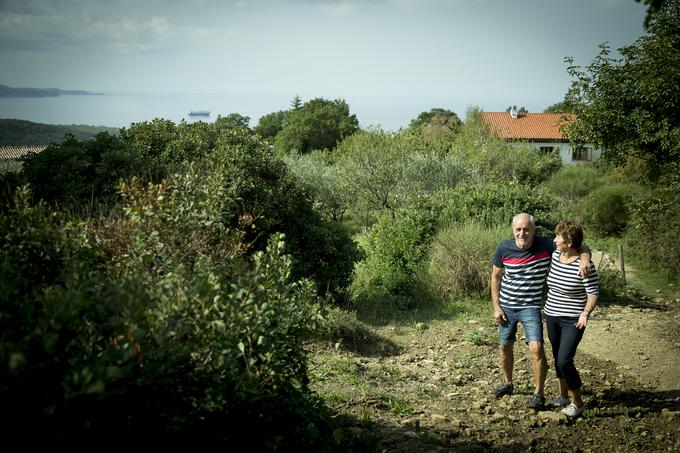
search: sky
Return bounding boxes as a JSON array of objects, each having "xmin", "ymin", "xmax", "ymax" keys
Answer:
[{"xmin": 0, "ymin": 0, "xmax": 648, "ymax": 114}]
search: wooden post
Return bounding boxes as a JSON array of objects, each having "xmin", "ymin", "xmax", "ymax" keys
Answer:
[{"xmin": 618, "ymin": 244, "xmax": 626, "ymax": 285}]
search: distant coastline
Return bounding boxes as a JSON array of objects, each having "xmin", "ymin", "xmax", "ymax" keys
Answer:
[{"xmin": 0, "ymin": 83, "xmax": 104, "ymax": 97}]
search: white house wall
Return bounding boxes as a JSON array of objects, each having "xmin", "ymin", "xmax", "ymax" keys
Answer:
[{"xmin": 509, "ymin": 141, "xmax": 602, "ymax": 165}]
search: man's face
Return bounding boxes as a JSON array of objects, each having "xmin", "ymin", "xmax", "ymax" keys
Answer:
[{"xmin": 513, "ymin": 216, "xmax": 535, "ymax": 250}]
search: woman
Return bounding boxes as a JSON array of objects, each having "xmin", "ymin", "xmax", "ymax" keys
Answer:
[{"xmin": 544, "ymin": 221, "xmax": 599, "ymax": 417}]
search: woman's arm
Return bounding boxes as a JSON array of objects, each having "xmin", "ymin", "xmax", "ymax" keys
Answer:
[{"xmin": 575, "ymin": 294, "xmax": 598, "ymax": 329}]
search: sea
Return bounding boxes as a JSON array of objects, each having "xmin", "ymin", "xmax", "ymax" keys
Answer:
[{"xmin": 0, "ymin": 91, "xmax": 462, "ymax": 131}]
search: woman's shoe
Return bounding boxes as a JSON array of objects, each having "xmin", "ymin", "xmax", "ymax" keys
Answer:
[{"xmin": 561, "ymin": 403, "xmax": 585, "ymax": 417}]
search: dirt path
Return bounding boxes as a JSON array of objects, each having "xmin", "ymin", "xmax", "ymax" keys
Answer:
[{"xmin": 311, "ymin": 288, "xmax": 680, "ymax": 451}]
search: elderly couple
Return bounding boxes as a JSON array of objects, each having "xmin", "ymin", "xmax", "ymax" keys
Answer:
[{"xmin": 491, "ymin": 213, "xmax": 599, "ymax": 418}]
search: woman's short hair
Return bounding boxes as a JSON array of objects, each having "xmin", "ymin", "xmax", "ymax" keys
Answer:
[{"xmin": 555, "ymin": 221, "xmax": 584, "ymax": 250}]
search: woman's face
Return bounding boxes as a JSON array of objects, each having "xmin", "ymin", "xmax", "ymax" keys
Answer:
[{"xmin": 554, "ymin": 234, "xmax": 572, "ymax": 252}]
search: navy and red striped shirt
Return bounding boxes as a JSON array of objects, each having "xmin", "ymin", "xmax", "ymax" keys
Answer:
[{"xmin": 492, "ymin": 236, "xmax": 555, "ymax": 308}]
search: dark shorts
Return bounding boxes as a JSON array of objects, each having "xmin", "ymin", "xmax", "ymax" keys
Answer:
[{"xmin": 498, "ymin": 305, "xmax": 543, "ymax": 345}]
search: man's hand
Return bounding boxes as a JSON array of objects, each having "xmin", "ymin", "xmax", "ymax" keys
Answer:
[
  {"xmin": 494, "ymin": 306, "xmax": 507, "ymax": 325},
  {"xmin": 578, "ymin": 244, "xmax": 593, "ymax": 277}
]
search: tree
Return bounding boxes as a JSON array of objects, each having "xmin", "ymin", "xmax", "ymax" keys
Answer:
[
  {"xmin": 409, "ymin": 108, "xmax": 462, "ymax": 132},
  {"xmin": 274, "ymin": 98, "xmax": 359, "ymax": 154},
  {"xmin": 215, "ymin": 113, "xmax": 250, "ymax": 130},
  {"xmin": 505, "ymin": 105, "xmax": 528, "ymax": 114},
  {"xmin": 291, "ymin": 94, "xmax": 302, "ymax": 110},
  {"xmin": 254, "ymin": 110, "xmax": 288, "ymax": 141},
  {"xmin": 564, "ymin": 0, "xmax": 680, "ymax": 175},
  {"xmin": 636, "ymin": 0, "xmax": 669, "ymax": 28},
  {"xmin": 543, "ymin": 101, "xmax": 576, "ymax": 114}
]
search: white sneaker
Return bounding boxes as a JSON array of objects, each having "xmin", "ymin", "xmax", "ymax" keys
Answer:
[{"xmin": 561, "ymin": 403, "xmax": 585, "ymax": 417}]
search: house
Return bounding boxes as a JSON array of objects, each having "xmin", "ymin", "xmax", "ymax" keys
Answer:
[{"xmin": 479, "ymin": 108, "xmax": 601, "ymax": 164}]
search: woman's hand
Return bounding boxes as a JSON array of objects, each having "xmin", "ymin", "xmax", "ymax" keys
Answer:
[{"xmin": 575, "ymin": 311, "xmax": 589, "ymax": 329}]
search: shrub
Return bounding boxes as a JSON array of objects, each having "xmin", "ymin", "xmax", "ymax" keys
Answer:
[
  {"xmin": 626, "ymin": 169, "xmax": 680, "ymax": 279},
  {"xmin": 578, "ymin": 183, "xmax": 640, "ymax": 236},
  {"xmin": 435, "ymin": 181, "xmax": 562, "ymax": 235},
  {"xmin": 350, "ymin": 207, "xmax": 438, "ymax": 309},
  {"xmin": 427, "ymin": 222, "xmax": 508, "ymax": 300},
  {"xmin": 450, "ymin": 108, "xmax": 562, "ymax": 186},
  {"xmin": 0, "ymin": 182, "xmax": 325, "ymax": 446},
  {"xmin": 543, "ymin": 163, "xmax": 608, "ymax": 202},
  {"xmin": 205, "ymin": 129, "xmax": 362, "ymax": 300}
]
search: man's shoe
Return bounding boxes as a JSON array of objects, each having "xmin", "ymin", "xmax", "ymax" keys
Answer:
[
  {"xmin": 548, "ymin": 395, "xmax": 570, "ymax": 408},
  {"xmin": 492, "ymin": 383, "xmax": 514, "ymax": 398},
  {"xmin": 527, "ymin": 394, "xmax": 545, "ymax": 409},
  {"xmin": 561, "ymin": 403, "xmax": 585, "ymax": 418}
]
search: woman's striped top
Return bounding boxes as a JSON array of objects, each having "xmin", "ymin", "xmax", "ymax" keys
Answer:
[{"xmin": 544, "ymin": 249, "xmax": 599, "ymax": 318}]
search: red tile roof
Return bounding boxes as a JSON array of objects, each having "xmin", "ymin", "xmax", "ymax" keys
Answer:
[{"xmin": 480, "ymin": 112, "xmax": 575, "ymax": 141}]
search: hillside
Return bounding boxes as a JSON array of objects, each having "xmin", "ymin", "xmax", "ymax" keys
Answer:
[
  {"xmin": 0, "ymin": 83, "xmax": 100, "ymax": 97},
  {"xmin": 311, "ymin": 275, "xmax": 680, "ymax": 451},
  {"xmin": 0, "ymin": 118, "xmax": 119, "ymax": 146}
]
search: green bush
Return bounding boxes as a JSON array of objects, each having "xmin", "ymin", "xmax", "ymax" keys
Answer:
[
  {"xmin": 427, "ymin": 222, "xmax": 508, "ymax": 299},
  {"xmin": 543, "ymin": 163, "xmax": 609, "ymax": 202},
  {"xmin": 449, "ymin": 108, "xmax": 562, "ymax": 186},
  {"xmin": 578, "ymin": 183, "xmax": 640, "ymax": 236},
  {"xmin": 0, "ymin": 182, "xmax": 325, "ymax": 446},
  {"xmin": 626, "ymin": 170, "xmax": 680, "ymax": 279},
  {"xmin": 205, "ymin": 130, "xmax": 362, "ymax": 300},
  {"xmin": 350, "ymin": 207, "xmax": 438, "ymax": 309},
  {"xmin": 435, "ymin": 181, "xmax": 562, "ymax": 234}
]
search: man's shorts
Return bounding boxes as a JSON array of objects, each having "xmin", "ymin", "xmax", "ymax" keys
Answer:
[{"xmin": 498, "ymin": 305, "xmax": 543, "ymax": 345}]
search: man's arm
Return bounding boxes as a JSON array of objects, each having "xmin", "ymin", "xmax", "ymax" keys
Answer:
[
  {"xmin": 578, "ymin": 244, "xmax": 592, "ymax": 277},
  {"xmin": 491, "ymin": 265, "xmax": 506, "ymax": 324}
]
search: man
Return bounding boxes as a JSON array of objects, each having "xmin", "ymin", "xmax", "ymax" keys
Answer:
[{"xmin": 490, "ymin": 213, "xmax": 591, "ymax": 409}]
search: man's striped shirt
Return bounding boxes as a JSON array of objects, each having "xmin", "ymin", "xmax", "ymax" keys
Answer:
[
  {"xmin": 492, "ymin": 236, "xmax": 554, "ymax": 308},
  {"xmin": 544, "ymin": 250, "xmax": 599, "ymax": 318}
]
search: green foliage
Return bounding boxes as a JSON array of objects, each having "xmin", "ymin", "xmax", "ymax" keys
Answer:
[
  {"xmin": 283, "ymin": 150, "xmax": 348, "ymax": 221},
  {"xmin": 19, "ymin": 133, "xmax": 136, "ymax": 207},
  {"xmin": 409, "ymin": 108, "xmax": 462, "ymax": 131},
  {"xmin": 254, "ymin": 109, "xmax": 288, "ymax": 141},
  {"xmin": 436, "ymin": 181, "xmax": 562, "ymax": 234},
  {"xmin": 0, "ymin": 118, "xmax": 119, "ymax": 146},
  {"xmin": 335, "ymin": 128, "xmax": 413, "ymax": 218},
  {"xmin": 161, "ymin": 120, "xmax": 218, "ymax": 165},
  {"xmin": 201, "ymin": 129, "xmax": 362, "ymax": 300},
  {"xmin": 214, "ymin": 112, "xmax": 250, "ymax": 129},
  {"xmin": 427, "ymin": 222, "xmax": 509, "ymax": 300},
  {"xmin": 564, "ymin": 1, "xmax": 680, "ymax": 175},
  {"xmin": 578, "ymin": 183, "xmax": 640, "ymax": 236},
  {"xmin": 275, "ymin": 98, "xmax": 359, "ymax": 154},
  {"xmin": 543, "ymin": 164, "xmax": 609, "ymax": 203},
  {"xmin": 0, "ymin": 180, "xmax": 327, "ymax": 446},
  {"xmin": 543, "ymin": 100, "xmax": 577, "ymax": 114},
  {"xmin": 119, "ymin": 118, "xmax": 177, "ymax": 161},
  {"xmin": 626, "ymin": 168, "xmax": 680, "ymax": 278},
  {"xmin": 408, "ymin": 108, "xmax": 462, "ymax": 150},
  {"xmin": 351, "ymin": 208, "xmax": 438, "ymax": 309},
  {"xmin": 450, "ymin": 108, "xmax": 562, "ymax": 186}
]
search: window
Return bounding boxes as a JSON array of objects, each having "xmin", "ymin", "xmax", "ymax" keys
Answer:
[
  {"xmin": 572, "ymin": 146, "xmax": 592, "ymax": 161},
  {"xmin": 539, "ymin": 146, "xmax": 555, "ymax": 154}
]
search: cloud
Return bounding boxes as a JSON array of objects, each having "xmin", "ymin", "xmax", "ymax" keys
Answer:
[{"xmin": 0, "ymin": 12, "xmax": 220, "ymax": 54}]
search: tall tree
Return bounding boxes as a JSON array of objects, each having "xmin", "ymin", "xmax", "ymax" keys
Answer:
[
  {"xmin": 564, "ymin": 0, "xmax": 680, "ymax": 175},
  {"xmin": 275, "ymin": 98, "xmax": 359, "ymax": 154}
]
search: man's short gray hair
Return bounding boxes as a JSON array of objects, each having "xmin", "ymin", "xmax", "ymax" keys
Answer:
[{"xmin": 512, "ymin": 213, "xmax": 535, "ymax": 227}]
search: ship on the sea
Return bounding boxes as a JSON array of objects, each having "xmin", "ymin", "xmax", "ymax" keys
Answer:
[{"xmin": 188, "ymin": 111, "xmax": 210, "ymax": 117}]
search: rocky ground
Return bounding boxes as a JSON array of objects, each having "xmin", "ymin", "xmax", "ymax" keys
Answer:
[{"xmin": 310, "ymin": 287, "xmax": 680, "ymax": 451}]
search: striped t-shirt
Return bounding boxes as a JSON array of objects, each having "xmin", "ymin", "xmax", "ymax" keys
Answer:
[
  {"xmin": 492, "ymin": 236, "xmax": 554, "ymax": 308},
  {"xmin": 544, "ymin": 250, "xmax": 599, "ymax": 317}
]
